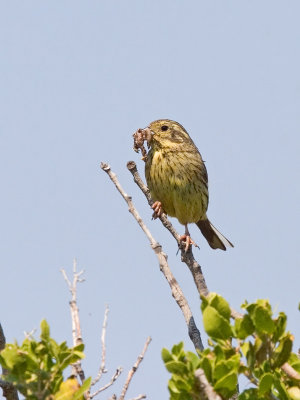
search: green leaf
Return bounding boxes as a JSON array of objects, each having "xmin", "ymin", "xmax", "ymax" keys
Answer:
[
  {"xmin": 288, "ymin": 353, "xmax": 300, "ymax": 373},
  {"xmin": 254, "ymin": 337, "xmax": 269, "ymax": 365},
  {"xmin": 200, "ymin": 295, "xmax": 209, "ymax": 312},
  {"xmin": 244, "ymin": 342, "xmax": 255, "ymax": 369},
  {"xmin": 73, "ymin": 377, "xmax": 91, "ymax": 400},
  {"xmin": 172, "ymin": 376, "xmax": 191, "ymax": 392},
  {"xmin": 185, "ymin": 352, "xmax": 200, "ymax": 370},
  {"xmin": 253, "ymin": 306, "xmax": 275, "ymax": 335},
  {"xmin": 165, "ymin": 361, "xmax": 189, "ymax": 375},
  {"xmin": 214, "ymin": 370, "xmax": 237, "ymax": 398},
  {"xmin": 168, "ymin": 379, "xmax": 180, "ymax": 394},
  {"xmin": 73, "ymin": 343, "xmax": 84, "ymax": 352},
  {"xmin": 209, "ymin": 293, "xmax": 231, "ymax": 321},
  {"xmin": 213, "ymin": 355, "xmax": 240, "ymax": 382},
  {"xmin": 203, "ymin": 306, "xmax": 232, "ymax": 340},
  {"xmin": 287, "ymin": 387, "xmax": 300, "ymax": 400},
  {"xmin": 258, "ymin": 372, "xmax": 273, "ymax": 395},
  {"xmin": 162, "ymin": 348, "xmax": 173, "ymax": 363},
  {"xmin": 273, "ymin": 312, "xmax": 287, "ymax": 342},
  {"xmin": 171, "ymin": 342, "xmax": 184, "ymax": 357},
  {"xmin": 40, "ymin": 319, "xmax": 50, "ymax": 340},
  {"xmin": 234, "ymin": 314, "xmax": 255, "ymax": 339},
  {"xmin": 238, "ymin": 388, "xmax": 259, "ymax": 399},
  {"xmin": 272, "ymin": 333, "xmax": 293, "ymax": 368},
  {"xmin": 273, "ymin": 377, "xmax": 289, "ymax": 400},
  {"xmin": 202, "ymin": 293, "xmax": 231, "ymax": 321},
  {"xmin": 200, "ymin": 357, "xmax": 212, "ymax": 382}
]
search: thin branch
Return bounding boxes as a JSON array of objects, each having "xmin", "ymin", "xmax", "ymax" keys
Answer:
[
  {"xmin": 129, "ymin": 395, "xmax": 146, "ymax": 400},
  {"xmin": 90, "ymin": 368, "xmax": 123, "ymax": 399},
  {"xmin": 126, "ymin": 161, "xmax": 243, "ymax": 318},
  {"xmin": 101, "ymin": 162, "xmax": 203, "ymax": 351},
  {"xmin": 281, "ymin": 362, "xmax": 300, "ymax": 380},
  {"xmin": 61, "ymin": 259, "xmax": 86, "ymax": 383},
  {"xmin": 91, "ymin": 305, "xmax": 110, "ymax": 386},
  {"xmin": 0, "ymin": 324, "xmax": 19, "ymax": 400},
  {"xmin": 119, "ymin": 337, "xmax": 152, "ymax": 400},
  {"xmin": 126, "ymin": 161, "xmax": 209, "ymax": 297},
  {"xmin": 195, "ymin": 368, "xmax": 222, "ymax": 400}
]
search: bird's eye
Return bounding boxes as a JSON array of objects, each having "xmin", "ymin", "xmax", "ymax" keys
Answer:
[{"xmin": 161, "ymin": 125, "xmax": 168, "ymax": 131}]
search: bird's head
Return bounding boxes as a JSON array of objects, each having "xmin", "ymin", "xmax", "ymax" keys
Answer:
[
  {"xmin": 133, "ymin": 119, "xmax": 193, "ymax": 159},
  {"xmin": 148, "ymin": 119, "xmax": 192, "ymax": 150}
]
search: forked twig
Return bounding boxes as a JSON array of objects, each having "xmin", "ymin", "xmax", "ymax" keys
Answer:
[
  {"xmin": 90, "ymin": 305, "xmax": 123, "ymax": 398},
  {"xmin": 90, "ymin": 368, "xmax": 123, "ymax": 398},
  {"xmin": 119, "ymin": 337, "xmax": 152, "ymax": 400}
]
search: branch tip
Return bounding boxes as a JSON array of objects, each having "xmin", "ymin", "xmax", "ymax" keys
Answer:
[
  {"xmin": 127, "ymin": 161, "xmax": 137, "ymax": 171},
  {"xmin": 101, "ymin": 162, "xmax": 111, "ymax": 171}
]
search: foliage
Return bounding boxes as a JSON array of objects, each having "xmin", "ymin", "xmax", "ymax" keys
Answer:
[
  {"xmin": 0, "ymin": 320, "xmax": 91, "ymax": 400},
  {"xmin": 162, "ymin": 294, "xmax": 300, "ymax": 399}
]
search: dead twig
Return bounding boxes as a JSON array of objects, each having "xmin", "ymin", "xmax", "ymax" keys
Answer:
[
  {"xmin": 119, "ymin": 337, "xmax": 152, "ymax": 400},
  {"xmin": 61, "ymin": 259, "xmax": 86, "ymax": 383},
  {"xmin": 89, "ymin": 305, "xmax": 123, "ymax": 398},
  {"xmin": 91, "ymin": 305, "xmax": 110, "ymax": 385},
  {"xmin": 101, "ymin": 162, "xmax": 203, "ymax": 351},
  {"xmin": 90, "ymin": 368, "xmax": 123, "ymax": 398}
]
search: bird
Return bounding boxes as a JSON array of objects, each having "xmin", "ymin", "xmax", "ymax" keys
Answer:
[{"xmin": 133, "ymin": 119, "xmax": 233, "ymax": 251}]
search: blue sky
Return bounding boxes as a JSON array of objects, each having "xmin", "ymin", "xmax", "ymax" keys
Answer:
[{"xmin": 1, "ymin": 1, "xmax": 299, "ymax": 398}]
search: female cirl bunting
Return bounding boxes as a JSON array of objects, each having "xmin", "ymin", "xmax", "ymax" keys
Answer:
[{"xmin": 133, "ymin": 119, "xmax": 233, "ymax": 252}]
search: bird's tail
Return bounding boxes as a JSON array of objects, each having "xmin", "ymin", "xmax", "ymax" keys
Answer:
[{"xmin": 196, "ymin": 219, "xmax": 234, "ymax": 251}]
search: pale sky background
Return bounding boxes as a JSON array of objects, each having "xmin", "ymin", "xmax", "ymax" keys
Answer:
[{"xmin": 1, "ymin": 1, "xmax": 300, "ymax": 398}]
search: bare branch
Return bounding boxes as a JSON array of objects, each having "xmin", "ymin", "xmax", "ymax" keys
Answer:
[
  {"xmin": 127, "ymin": 161, "xmax": 209, "ymax": 296},
  {"xmin": 281, "ymin": 362, "xmax": 300, "ymax": 380},
  {"xmin": 23, "ymin": 328, "xmax": 36, "ymax": 340},
  {"xmin": 126, "ymin": 161, "xmax": 243, "ymax": 319},
  {"xmin": 195, "ymin": 369, "xmax": 222, "ymax": 400},
  {"xmin": 119, "ymin": 337, "xmax": 152, "ymax": 400},
  {"xmin": 91, "ymin": 305, "xmax": 110, "ymax": 386},
  {"xmin": 90, "ymin": 368, "xmax": 123, "ymax": 398},
  {"xmin": 129, "ymin": 395, "xmax": 146, "ymax": 400},
  {"xmin": 61, "ymin": 259, "xmax": 86, "ymax": 383},
  {"xmin": 101, "ymin": 162, "xmax": 203, "ymax": 351},
  {"xmin": 0, "ymin": 324, "xmax": 19, "ymax": 400}
]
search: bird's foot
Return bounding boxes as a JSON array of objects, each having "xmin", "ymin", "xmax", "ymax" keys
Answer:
[
  {"xmin": 152, "ymin": 201, "xmax": 163, "ymax": 219},
  {"xmin": 179, "ymin": 234, "xmax": 199, "ymax": 252}
]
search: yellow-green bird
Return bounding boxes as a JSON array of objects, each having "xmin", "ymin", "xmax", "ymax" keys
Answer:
[{"xmin": 134, "ymin": 119, "xmax": 233, "ymax": 251}]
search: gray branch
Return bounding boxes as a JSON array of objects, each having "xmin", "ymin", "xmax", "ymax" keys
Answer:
[
  {"xmin": 195, "ymin": 369, "xmax": 222, "ymax": 400},
  {"xmin": 119, "ymin": 337, "xmax": 151, "ymax": 400},
  {"xmin": 101, "ymin": 162, "xmax": 203, "ymax": 351}
]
